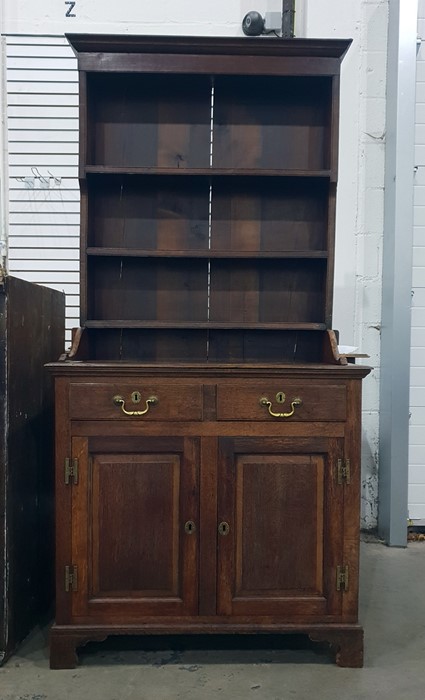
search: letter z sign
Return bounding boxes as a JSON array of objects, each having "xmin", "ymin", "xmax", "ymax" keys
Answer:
[{"xmin": 65, "ymin": 1, "xmax": 76, "ymax": 17}]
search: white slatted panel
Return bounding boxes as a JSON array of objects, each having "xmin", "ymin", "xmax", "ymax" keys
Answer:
[
  {"xmin": 410, "ymin": 5, "xmax": 425, "ymax": 520},
  {"xmin": 6, "ymin": 35, "xmax": 80, "ymax": 345}
]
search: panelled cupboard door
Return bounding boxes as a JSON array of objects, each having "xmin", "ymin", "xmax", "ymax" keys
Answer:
[
  {"xmin": 70, "ymin": 436, "xmax": 199, "ymax": 621},
  {"xmin": 217, "ymin": 437, "xmax": 344, "ymax": 620}
]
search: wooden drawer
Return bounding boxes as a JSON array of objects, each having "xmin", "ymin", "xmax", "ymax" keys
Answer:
[
  {"xmin": 216, "ymin": 383, "xmax": 347, "ymax": 421},
  {"xmin": 69, "ymin": 382, "xmax": 203, "ymax": 421}
]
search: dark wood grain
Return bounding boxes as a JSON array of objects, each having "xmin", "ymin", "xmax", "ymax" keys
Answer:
[
  {"xmin": 199, "ymin": 437, "xmax": 218, "ymax": 615},
  {"xmin": 87, "ymin": 257, "xmax": 208, "ymax": 323},
  {"xmin": 70, "ymin": 436, "xmax": 199, "ymax": 619},
  {"xmin": 93, "ymin": 453, "xmax": 181, "ymax": 593},
  {"xmin": 78, "ymin": 53, "xmax": 342, "ymax": 78},
  {"xmin": 50, "ymin": 621, "xmax": 361, "ymax": 669},
  {"xmin": 66, "ymin": 35, "xmax": 352, "ymax": 59},
  {"xmin": 216, "ymin": 382, "xmax": 346, "ymax": 421},
  {"xmin": 209, "ymin": 260, "xmax": 326, "ymax": 324},
  {"xmin": 54, "ymin": 378, "xmax": 74, "ymax": 626},
  {"xmin": 87, "ymin": 175, "xmax": 209, "ymax": 251},
  {"xmin": 86, "ymin": 248, "xmax": 329, "ymax": 259},
  {"xmin": 208, "ymin": 329, "xmax": 327, "ymax": 363},
  {"xmin": 50, "ymin": 34, "xmax": 368, "ymax": 669},
  {"xmin": 85, "ymin": 166, "xmax": 333, "ymax": 177},
  {"xmin": 67, "ymin": 327, "xmax": 334, "ymax": 364},
  {"xmin": 68, "ymin": 382, "xmax": 203, "ymax": 421},
  {"xmin": 84, "ymin": 321, "xmax": 327, "ymax": 330},
  {"xmin": 341, "ymin": 379, "xmax": 363, "ymax": 620},
  {"xmin": 235, "ymin": 454, "xmax": 324, "ymax": 593},
  {"xmin": 87, "ymin": 74, "xmax": 211, "ymax": 168},
  {"xmin": 217, "ymin": 436, "xmax": 344, "ymax": 618},
  {"xmin": 48, "ymin": 365, "xmax": 370, "ymax": 667},
  {"xmin": 309, "ymin": 626, "xmax": 364, "ymax": 667},
  {"xmin": 77, "ymin": 328, "xmax": 207, "ymax": 362},
  {"xmin": 211, "ymin": 178, "xmax": 329, "ymax": 253},
  {"xmin": 0, "ymin": 276, "xmax": 64, "ymax": 665},
  {"xmin": 76, "ymin": 41, "xmax": 343, "ymax": 365},
  {"xmin": 213, "ymin": 77, "xmax": 331, "ymax": 171}
]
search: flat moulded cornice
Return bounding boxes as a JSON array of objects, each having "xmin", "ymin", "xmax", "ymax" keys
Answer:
[{"xmin": 66, "ymin": 34, "xmax": 352, "ymax": 61}]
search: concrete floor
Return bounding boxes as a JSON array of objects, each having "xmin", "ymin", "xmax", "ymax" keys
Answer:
[{"xmin": 1, "ymin": 541, "xmax": 424, "ymax": 700}]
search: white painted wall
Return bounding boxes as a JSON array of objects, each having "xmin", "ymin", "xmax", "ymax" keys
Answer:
[
  {"xmin": 2, "ymin": 0, "xmax": 271, "ymax": 35},
  {"xmin": 306, "ymin": 1, "xmax": 387, "ymax": 528},
  {"xmin": 0, "ymin": 0, "xmax": 388, "ymax": 529},
  {"xmin": 4, "ymin": 35, "xmax": 80, "ymax": 341},
  {"xmin": 409, "ymin": 1, "xmax": 425, "ymax": 520}
]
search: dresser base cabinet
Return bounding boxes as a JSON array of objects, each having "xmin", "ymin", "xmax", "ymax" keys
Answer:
[{"xmin": 49, "ymin": 364, "xmax": 369, "ymax": 668}]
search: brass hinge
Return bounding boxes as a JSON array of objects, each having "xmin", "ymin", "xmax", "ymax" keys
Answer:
[
  {"xmin": 65, "ymin": 565, "xmax": 78, "ymax": 592},
  {"xmin": 336, "ymin": 565, "xmax": 349, "ymax": 592},
  {"xmin": 337, "ymin": 458, "xmax": 351, "ymax": 485},
  {"xmin": 64, "ymin": 457, "xmax": 79, "ymax": 485}
]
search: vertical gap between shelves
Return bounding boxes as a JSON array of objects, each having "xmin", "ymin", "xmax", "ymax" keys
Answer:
[
  {"xmin": 207, "ymin": 79, "xmax": 215, "ymax": 359},
  {"xmin": 119, "ymin": 179, "xmax": 124, "ymax": 360},
  {"xmin": 119, "ymin": 180, "xmax": 126, "ymax": 247},
  {"xmin": 118, "ymin": 80, "xmax": 127, "ymax": 350},
  {"xmin": 210, "ymin": 79, "xmax": 215, "ymax": 171}
]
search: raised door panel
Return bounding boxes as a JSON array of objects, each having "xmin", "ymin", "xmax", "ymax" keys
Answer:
[
  {"xmin": 71, "ymin": 436, "xmax": 199, "ymax": 621},
  {"xmin": 217, "ymin": 437, "xmax": 344, "ymax": 620}
]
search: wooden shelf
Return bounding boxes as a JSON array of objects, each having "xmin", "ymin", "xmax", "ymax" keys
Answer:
[
  {"xmin": 85, "ymin": 166, "xmax": 333, "ymax": 178},
  {"xmin": 86, "ymin": 247, "xmax": 329, "ymax": 259},
  {"xmin": 84, "ymin": 321, "xmax": 328, "ymax": 330}
]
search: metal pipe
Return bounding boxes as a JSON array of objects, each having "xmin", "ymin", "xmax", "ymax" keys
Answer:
[{"xmin": 281, "ymin": 0, "xmax": 295, "ymax": 38}]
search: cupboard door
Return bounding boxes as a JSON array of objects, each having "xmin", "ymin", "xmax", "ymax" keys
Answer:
[
  {"xmin": 217, "ymin": 437, "xmax": 344, "ymax": 620},
  {"xmin": 70, "ymin": 436, "xmax": 199, "ymax": 621}
]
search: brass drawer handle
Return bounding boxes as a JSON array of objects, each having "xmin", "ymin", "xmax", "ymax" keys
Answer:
[
  {"xmin": 113, "ymin": 394, "xmax": 158, "ymax": 416},
  {"xmin": 259, "ymin": 396, "xmax": 302, "ymax": 419}
]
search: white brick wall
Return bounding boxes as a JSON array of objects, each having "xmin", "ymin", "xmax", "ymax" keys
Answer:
[
  {"xmin": 356, "ymin": 2, "xmax": 387, "ymax": 529},
  {"xmin": 0, "ymin": 0, "xmax": 389, "ymax": 527},
  {"xmin": 307, "ymin": 1, "xmax": 388, "ymax": 528}
]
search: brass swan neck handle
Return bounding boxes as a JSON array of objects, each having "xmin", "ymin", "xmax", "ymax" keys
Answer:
[
  {"xmin": 259, "ymin": 396, "xmax": 302, "ymax": 419},
  {"xmin": 113, "ymin": 395, "xmax": 158, "ymax": 416}
]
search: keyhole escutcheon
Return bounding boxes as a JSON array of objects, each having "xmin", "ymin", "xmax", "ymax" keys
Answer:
[
  {"xmin": 131, "ymin": 391, "xmax": 142, "ymax": 404},
  {"xmin": 184, "ymin": 520, "xmax": 196, "ymax": 534},
  {"xmin": 218, "ymin": 521, "xmax": 230, "ymax": 536}
]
